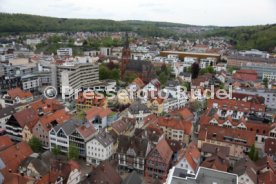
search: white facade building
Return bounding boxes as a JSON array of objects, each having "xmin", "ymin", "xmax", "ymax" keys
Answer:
[
  {"xmin": 57, "ymin": 48, "xmax": 73, "ymax": 57},
  {"xmin": 86, "ymin": 131, "xmax": 114, "ymax": 165}
]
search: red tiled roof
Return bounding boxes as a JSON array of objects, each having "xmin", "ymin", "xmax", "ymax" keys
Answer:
[
  {"xmin": 171, "ymin": 108, "xmax": 194, "ymax": 121},
  {"xmin": 85, "ymin": 106, "xmax": 112, "ymax": 121},
  {"xmin": 258, "ymin": 170, "xmax": 276, "ymax": 184},
  {"xmin": 7, "ymin": 88, "xmax": 33, "ymax": 100},
  {"xmin": 132, "ymin": 77, "xmax": 145, "ymax": 88},
  {"xmin": 233, "ymin": 70, "xmax": 258, "ymax": 82},
  {"xmin": 200, "ymin": 154, "xmax": 229, "ymax": 172},
  {"xmin": 0, "ymin": 142, "xmax": 33, "ymax": 173},
  {"xmin": 198, "ymin": 125, "xmax": 256, "ymax": 147},
  {"xmin": 0, "ymin": 135, "xmax": 14, "ymax": 151},
  {"xmin": 184, "ymin": 142, "xmax": 200, "ymax": 171},
  {"xmin": 30, "ymin": 98, "xmax": 63, "ymax": 115},
  {"xmin": 155, "ymin": 138, "xmax": 173, "ymax": 164},
  {"xmin": 13, "ymin": 108, "xmax": 39, "ymax": 128},
  {"xmin": 39, "ymin": 109, "xmax": 71, "ymax": 131},
  {"xmin": 76, "ymin": 122, "xmax": 97, "ymax": 139},
  {"xmin": 207, "ymin": 99, "xmax": 266, "ymax": 113},
  {"xmin": 157, "ymin": 117, "xmax": 193, "ymax": 135}
]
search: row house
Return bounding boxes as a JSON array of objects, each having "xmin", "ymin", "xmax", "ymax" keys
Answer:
[
  {"xmin": 199, "ymin": 112, "xmax": 276, "ymax": 150},
  {"xmin": 198, "ymin": 125, "xmax": 256, "ymax": 164},
  {"xmin": 207, "ymin": 99, "xmax": 266, "ymax": 120},
  {"xmin": 86, "ymin": 131, "xmax": 114, "ymax": 165},
  {"xmin": 32, "ymin": 109, "xmax": 71, "ymax": 148},
  {"xmin": 85, "ymin": 106, "xmax": 118, "ymax": 130},
  {"xmin": 117, "ymin": 135, "xmax": 151, "ymax": 174},
  {"xmin": 145, "ymin": 138, "xmax": 173, "ymax": 180},
  {"xmin": 49, "ymin": 120, "xmax": 97, "ymax": 157}
]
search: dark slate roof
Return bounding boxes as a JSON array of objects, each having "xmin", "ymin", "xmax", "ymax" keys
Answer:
[
  {"xmin": 94, "ymin": 131, "xmax": 114, "ymax": 147},
  {"xmin": 126, "ymin": 59, "xmax": 152, "ymax": 72},
  {"xmin": 21, "ymin": 156, "xmax": 49, "ymax": 176},
  {"xmin": 84, "ymin": 160, "xmax": 122, "ymax": 184},
  {"xmin": 117, "ymin": 135, "xmax": 149, "ymax": 157},
  {"xmin": 128, "ymin": 101, "xmax": 150, "ymax": 114},
  {"xmin": 166, "ymin": 80, "xmax": 180, "ymax": 87},
  {"xmin": 0, "ymin": 106, "xmax": 15, "ymax": 118},
  {"xmin": 122, "ymin": 171, "xmax": 143, "ymax": 184},
  {"xmin": 53, "ymin": 119, "xmax": 83, "ymax": 135}
]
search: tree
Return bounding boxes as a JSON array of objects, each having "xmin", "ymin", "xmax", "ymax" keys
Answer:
[
  {"xmin": 28, "ymin": 137, "xmax": 42, "ymax": 153},
  {"xmin": 182, "ymin": 82, "xmax": 191, "ymax": 91},
  {"xmin": 99, "ymin": 65, "xmax": 109, "ymax": 80},
  {"xmin": 124, "ymin": 72, "xmax": 137, "ymax": 83},
  {"xmin": 191, "ymin": 62, "xmax": 200, "ymax": 79},
  {"xmin": 158, "ymin": 72, "xmax": 169, "ymax": 85},
  {"xmin": 52, "ymin": 145, "xmax": 61, "ymax": 156},
  {"xmin": 68, "ymin": 144, "xmax": 79, "ymax": 160},
  {"xmin": 263, "ymin": 77, "xmax": 268, "ymax": 88},
  {"xmin": 110, "ymin": 68, "xmax": 120, "ymax": 81},
  {"xmin": 248, "ymin": 144, "xmax": 259, "ymax": 161}
]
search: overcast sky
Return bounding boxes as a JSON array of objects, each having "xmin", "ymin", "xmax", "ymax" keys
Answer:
[{"xmin": 0, "ymin": 0, "xmax": 275, "ymax": 26}]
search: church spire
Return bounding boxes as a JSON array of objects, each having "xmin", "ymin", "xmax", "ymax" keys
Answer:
[{"xmin": 124, "ymin": 32, "xmax": 129, "ymax": 49}]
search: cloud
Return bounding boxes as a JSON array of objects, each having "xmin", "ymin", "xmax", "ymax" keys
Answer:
[{"xmin": 0, "ymin": 0, "xmax": 275, "ymax": 26}]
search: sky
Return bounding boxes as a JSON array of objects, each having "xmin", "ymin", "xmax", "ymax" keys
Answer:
[{"xmin": 0, "ymin": 0, "xmax": 276, "ymax": 26}]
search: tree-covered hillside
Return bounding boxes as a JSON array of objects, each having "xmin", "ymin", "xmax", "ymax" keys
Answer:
[
  {"xmin": 0, "ymin": 13, "xmax": 275, "ymax": 51},
  {"xmin": 205, "ymin": 25, "xmax": 276, "ymax": 52}
]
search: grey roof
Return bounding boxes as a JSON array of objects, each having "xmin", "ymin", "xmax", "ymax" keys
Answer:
[
  {"xmin": 117, "ymin": 135, "xmax": 149, "ymax": 157},
  {"xmin": 0, "ymin": 106, "xmax": 15, "ymax": 118},
  {"xmin": 166, "ymin": 80, "xmax": 180, "ymax": 87},
  {"xmin": 128, "ymin": 101, "xmax": 150, "ymax": 114},
  {"xmin": 20, "ymin": 156, "xmax": 50, "ymax": 176},
  {"xmin": 232, "ymin": 157, "xmax": 257, "ymax": 184},
  {"xmin": 171, "ymin": 167, "xmax": 238, "ymax": 184},
  {"xmin": 201, "ymin": 143, "xmax": 230, "ymax": 156},
  {"xmin": 53, "ymin": 119, "xmax": 83, "ymax": 135},
  {"xmin": 122, "ymin": 171, "xmax": 143, "ymax": 184},
  {"xmin": 94, "ymin": 131, "xmax": 114, "ymax": 147}
]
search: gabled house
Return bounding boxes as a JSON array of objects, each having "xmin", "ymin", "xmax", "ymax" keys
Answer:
[
  {"xmin": 5, "ymin": 108, "xmax": 39, "ymax": 141},
  {"xmin": 145, "ymin": 138, "xmax": 173, "ymax": 180},
  {"xmin": 0, "ymin": 106, "xmax": 15, "ymax": 129},
  {"xmin": 49, "ymin": 120, "xmax": 97, "ymax": 157},
  {"xmin": 110, "ymin": 117, "xmax": 136, "ymax": 136},
  {"xmin": 85, "ymin": 106, "xmax": 117, "ymax": 130},
  {"xmin": 2, "ymin": 87, "xmax": 33, "ymax": 106},
  {"xmin": 156, "ymin": 116, "xmax": 193, "ymax": 144},
  {"xmin": 127, "ymin": 101, "xmax": 151, "ymax": 127},
  {"xmin": 175, "ymin": 142, "xmax": 200, "ymax": 175},
  {"xmin": 232, "ymin": 157, "xmax": 258, "ymax": 184},
  {"xmin": 117, "ymin": 135, "xmax": 151, "ymax": 174},
  {"xmin": 86, "ymin": 131, "xmax": 114, "ymax": 165},
  {"xmin": 32, "ymin": 109, "xmax": 71, "ymax": 149}
]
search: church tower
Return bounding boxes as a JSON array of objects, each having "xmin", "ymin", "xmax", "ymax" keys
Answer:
[{"xmin": 120, "ymin": 32, "xmax": 131, "ymax": 79}]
